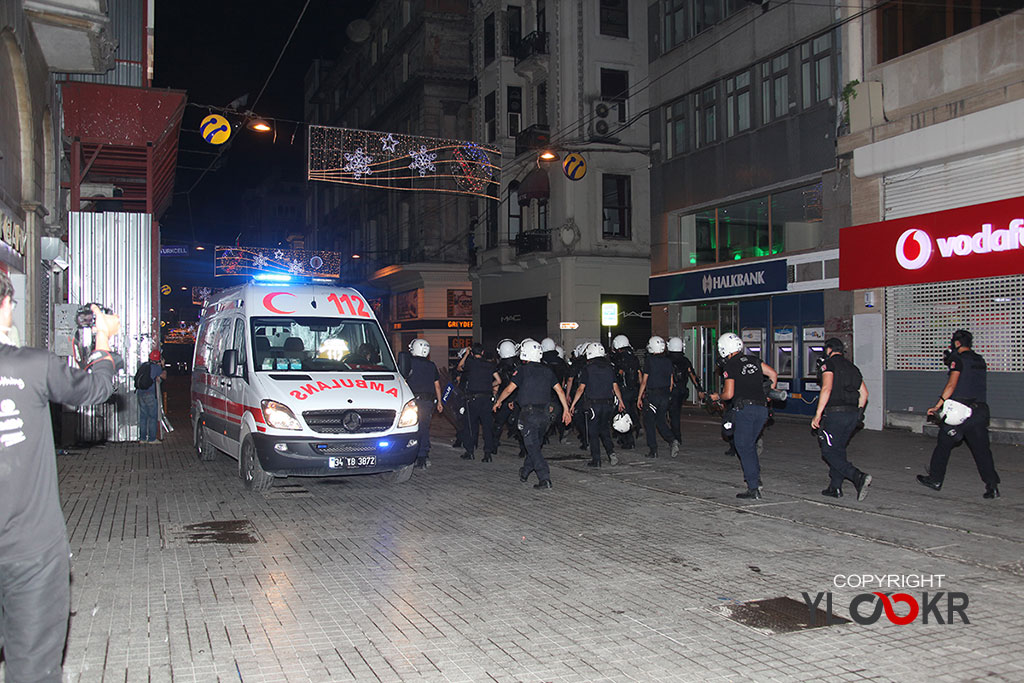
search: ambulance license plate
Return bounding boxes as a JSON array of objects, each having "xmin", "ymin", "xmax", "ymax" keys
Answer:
[{"xmin": 328, "ymin": 455, "xmax": 377, "ymax": 469}]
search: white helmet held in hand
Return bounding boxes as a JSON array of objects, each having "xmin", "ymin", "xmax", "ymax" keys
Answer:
[
  {"xmin": 409, "ymin": 338, "xmax": 430, "ymax": 358},
  {"xmin": 573, "ymin": 342, "xmax": 589, "ymax": 358},
  {"xmin": 647, "ymin": 336, "xmax": 666, "ymax": 354},
  {"xmin": 717, "ymin": 332, "xmax": 743, "ymax": 358},
  {"xmin": 520, "ymin": 339, "xmax": 543, "ymax": 363},
  {"xmin": 667, "ymin": 336, "xmax": 684, "ymax": 353},
  {"xmin": 612, "ymin": 412, "xmax": 633, "ymax": 433},
  {"xmin": 555, "ymin": 344, "xmax": 565, "ymax": 359},
  {"xmin": 585, "ymin": 342, "xmax": 606, "ymax": 360},
  {"xmin": 612, "ymin": 334, "xmax": 630, "ymax": 350},
  {"xmin": 540, "ymin": 337, "xmax": 556, "ymax": 352},
  {"xmin": 497, "ymin": 339, "xmax": 518, "ymax": 359},
  {"xmin": 940, "ymin": 398, "xmax": 973, "ymax": 426}
]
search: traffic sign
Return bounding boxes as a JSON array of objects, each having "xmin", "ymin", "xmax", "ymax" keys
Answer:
[
  {"xmin": 562, "ymin": 152, "xmax": 587, "ymax": 181},
  {"xmin": 559, "ymin": 321, "xmax": 579, "ymax": 330},
  {"xmin": 199, "ymin": 114, "xmax": 232, "ymax": 145},
  {"xmin": 160, "ymin": 284, "xmax": 171, "ymax": 295},
  {"xmin": 601, "ymin": 303, "xmax": 618, "ymax": 326}
]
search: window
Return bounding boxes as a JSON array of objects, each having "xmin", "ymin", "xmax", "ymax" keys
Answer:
[
  {"xmin": 679, "ymin": 211, "xmax": 716, "ymax": 265},
  {"xmin": 536, "ymin": 0, "xmax": 546, "ymax": 32},
  {"xmin": 484, "ymin": 13, "xmax": 495, "ymax": 65},
  {"xmin": 602, "ymin": 174, "xmax": 632, "ymax": 239},
  {"xmin": 536, "ymin": 81, "xmax": 548, "ymax": 126},
  {"xmin": 486, "ymin": 198, "xmax": 499, "ymax": 249},
  {"xmin": 719, "ymin": 196, "xmax": 769, "ymax": 260},
  {"xmin": 507, "ymin": 86, "xmax": 522, "ymax": 135},
  {"xmin": 771, "ymin": 183, "xmax": 822, "ymax": 254},
  {"xmin": 664, "ymin": 0, "xmax": 686, "ymax": 51},
  {"xmin": 801, "ymin": 33, "xmax": 833, "ymax": 109},
  {"xmin": 600, "ymin": 68, "xmax": 629, "ymax": 122},
  {"xmin": 879, "ymin": 0, "xmax": 1023, "ymax": 63},
  {"xmin": 251, "ymin": 317, "xmax": 395, "ymax": 373},
  {"xmin": 664, "ymin": 96, "xmax": 687, "ymax": 158},
  {"xmin": 508, "ymin": 189, "xmax": 521, "ymax": 241},
  {"xmin": 507, "ymin": 5, "xmax": 522, "ymax": 54},
  {"xmin": 761, "ymin": 52, "xmax": 790, "ymax": 124},
  {"xmin": 696, "ymin": 84, "xmax": 717, "ymax": 147},
  {"xmin": 600, "ymin": 0, "xmax": 628, "ymax": 37},
  {"xmin": 537, "ymin": 201, "xmax": 548, "ymax": 232},
  {"xmin": 484, "ymin": 91, "xmax": 497, "ymax": 142},
  {"xmin": 725, "ymin": 70, "xmax": 751, "ymax": 136},
  {"xmin": 691, "ymin": 0, "xmax": 722, "ymax": 36}
]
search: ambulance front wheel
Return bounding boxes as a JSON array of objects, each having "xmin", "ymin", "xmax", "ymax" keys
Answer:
[
  {"xmin": 241, "ymin": 436, "xmax": 275, "ymax": 491},
  {"xmin": 195, "ymin": 418, "xmax": 215, "ymax": 462},
  {"xmin": 381, "ymin": 463, "xmax": 413, "ymax": 484}
]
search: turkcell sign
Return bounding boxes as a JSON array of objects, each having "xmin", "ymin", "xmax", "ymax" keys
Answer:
[
  {"xmin": 840, "ymin": 195, "xmax": 1024, "ymax": 290},
  {"xmin": 649, "ymin": 259, "xmax": 788, "ymax": 304},
  {"xmin": 160, "ymin": 245, "xmax": 189, "ymax": 257}
]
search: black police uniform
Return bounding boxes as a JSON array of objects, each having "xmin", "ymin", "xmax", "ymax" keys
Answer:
[
  {"xmin": 578, "ymin": 358, "xmax": 619, "ymax": 465},
  {"xmin": 542, "ymin": 349, "xmax": 569, "ymax": 440},
  {"xmin": 817, "ymin": 354, "xmax": 867, "ymax": 492},
  {"xmin": 406, "ymin": 356, "xmax": 439, "ymax": 465},
  {"xmin": 642, "ymin": 353, "xmax": 676, "ymax": 456},
  {"xmin": 927, "ymin": 349, "xmax": 1000, "ymax": 488},
  {"xmin": 512, "ymin": 362, "xmax": 559, "ymax": 485},
  {"xmin": 668, "ymin": 351, "xmax": 701, "ymax": 443},
  {"xmin": 722, "ymin": 353, "xmax": 769, "ymax": 490},
  {"xmin": 569, "ymin": 356, "xmax": 590, "ymax": 449},
  {"xmin": 612, "ymin": 348, "xmax": 641, "ymax": 447},
  {"xmin": 493, "ymin": 357, "xmax": 520, "ymax": 444},
  {"xmin": 462, "ymin": 354, "xmax": 497, "ymax": 460}
]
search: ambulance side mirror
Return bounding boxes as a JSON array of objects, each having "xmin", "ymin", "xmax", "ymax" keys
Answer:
[{"xmin": 221, "ymin": 349, "xmax": 239, "ymax": 378}]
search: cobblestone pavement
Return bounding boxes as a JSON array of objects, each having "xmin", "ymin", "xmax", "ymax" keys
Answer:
[{"xmin": 5, "ymin": 380, "xmax": 1023, "ymax": 682}]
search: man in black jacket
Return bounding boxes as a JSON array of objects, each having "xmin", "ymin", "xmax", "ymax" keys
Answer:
[{"xmin": 0, "ymin": 272, "xmax": 121, "ymax": 683}]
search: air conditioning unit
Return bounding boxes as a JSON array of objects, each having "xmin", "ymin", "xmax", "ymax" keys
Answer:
[
  {"xmin": 590, "ymin": 100, "xmax": 620, "ymax": 137},
  {"xmin": 508, "ymin": 112, "xmax": 522, "ymax": 136}
]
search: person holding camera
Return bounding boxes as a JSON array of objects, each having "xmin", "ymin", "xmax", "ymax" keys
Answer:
[
  {"xmin": 135, "ymin": 349, "xmax": 166, "ymax": 444},
  {"xmin": 0, "ymin": 271, "xmax": 121, "ymax": 683}
]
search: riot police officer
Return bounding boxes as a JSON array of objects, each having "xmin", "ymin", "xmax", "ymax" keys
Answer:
[
  {"xmin": 667, "ymin": 336, "xmax": 706, "ymax": 456},
  {"xmin": 458, "ymin": 343, "xmax": 500, "ymax": 462},
  {"xmin": 492, "ymin": 339, "xmax": 521, "ymax": 448},
  {"xmin": 404, "ymin": 339, "xmax": 444, "ymax": 469},
  {"xmin": 541, "ymin": 337, "xmax": 570, "ymax": 443},
  {"xmin": 918, "ymin": 329, "xmax": 1001, "ymax": 499},
  {"xmin": 810, "ymin": 339, "xmax": 871, "ymax": 501},
  {"xmin": 611, "ymin": 335, "xmax": 642, "ymax": 449},
  {"xmin": 569, "ymin": 342, "xmax": 625, "ymax": 467},
  {"xmin": 493, "ymin": 339, "xmax": 572, "ymax": 489},
  {"xmin": 638, "ymin": 336, "xmax": 676, "ymax": 458},
  {"xmin": 710, "ymin": 333, "xmax": 778, "ymax": 499}
]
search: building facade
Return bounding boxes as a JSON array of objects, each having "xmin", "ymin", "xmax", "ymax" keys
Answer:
[
  {"xmin": 470, "ymin": 0, "xmax": 653, "ymax": 353},
  {"xmin": 838, "ymin": 4, "xmax": 1024, "ymax": 431},
  {"xmin": 305, "ymin": 0, "xmax": 476, "ymax": 369},
  {"xmin": 646, "ymin": 0, "xmax": 850, "ymax": 417}
]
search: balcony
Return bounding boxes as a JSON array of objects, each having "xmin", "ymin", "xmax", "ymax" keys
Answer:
[
  {"xmin": 24, "ymin": 0, "xmax": 115, "ymax": 73},
  {"xmin": 514, "ymin": 228, "xmax": 551, "ymax": 256},
  {"xmin": 515, "ymin": 124, "xmax": 550, "ymax": 158},
  {"xmin": 514, "ymin": 31, "xmax": 549, "ymax": 77}
]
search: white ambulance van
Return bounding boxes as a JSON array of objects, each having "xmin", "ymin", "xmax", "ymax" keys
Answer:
[{"xmin": 191, "ymin": 281, "xmax": 420, "ymax": 490}]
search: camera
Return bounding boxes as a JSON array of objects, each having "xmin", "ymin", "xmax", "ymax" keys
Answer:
[{"xmin": 72, "ymin": 302, "xmax": 112, "ymax": 367}]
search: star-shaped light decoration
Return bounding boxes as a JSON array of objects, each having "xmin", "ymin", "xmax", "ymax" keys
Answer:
[
  {"xmin": 274, "ymin": 249, "xmax": 284, "ymax": 260},
  {"xmin": 380, "ymin": 133, "xmax": 399, "ymax": 154}
]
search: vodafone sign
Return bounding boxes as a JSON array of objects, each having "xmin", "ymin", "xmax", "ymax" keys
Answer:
[{"xmin": 840, "ymin": 196, "xmax": 1024, "ymax": 290}]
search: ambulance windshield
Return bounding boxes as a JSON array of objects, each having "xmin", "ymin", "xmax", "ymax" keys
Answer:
[{"xmin": 250, "ymin": 317, "xmax": 396, "ymax": 373}]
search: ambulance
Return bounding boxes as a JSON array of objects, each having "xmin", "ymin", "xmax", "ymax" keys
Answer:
[{"xmin": 190, "ymin": 281, "xmax": 420, "ymax": 490}]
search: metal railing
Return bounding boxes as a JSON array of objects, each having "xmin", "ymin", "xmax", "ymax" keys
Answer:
[
  {"xmin": 514, "ymin": 228, "xmax": 551, "ymax": 256},
  {"xmin": 514, "ymin": 31, "xmax": 549, "ymax": 65}
]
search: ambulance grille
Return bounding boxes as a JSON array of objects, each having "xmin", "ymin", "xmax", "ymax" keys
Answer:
[{"xmin": 302, "ymin": 409, "xmax": 396, "ymax": 434}]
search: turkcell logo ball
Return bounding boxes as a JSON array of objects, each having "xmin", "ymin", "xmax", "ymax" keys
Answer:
[
  {"xmin": 200, "ymin": 114, "xmax": 232, "ymax": 145},
  {"xmin": 562, "ymin": 152, "xmax": 587, "ymax": 181}
]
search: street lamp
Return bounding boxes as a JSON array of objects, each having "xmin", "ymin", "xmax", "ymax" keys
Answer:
[
  {"xmin": 246, "ymin": 118, "xmax": 272, "ymax": 133},
  {"xmin": 538, "ymin": 149, "xmax": 559, "ymax": 161}
]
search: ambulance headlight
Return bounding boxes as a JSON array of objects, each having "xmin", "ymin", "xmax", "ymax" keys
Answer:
[
  {"xmin": 261, "ymin": 400, "xmax": 302, "ymax": 430},
  {"xmin": 397, "ymin": 400, "xmax": 419, "ymax": 428}
]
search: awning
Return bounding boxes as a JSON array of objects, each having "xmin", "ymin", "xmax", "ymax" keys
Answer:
[{"xmin": 518, "ymin": 167, "xmax": 549, "ymax": 204}]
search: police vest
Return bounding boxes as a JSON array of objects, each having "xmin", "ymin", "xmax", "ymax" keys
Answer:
[
  {"xmin": 645, "ymin": 354, "xmax": 674, "ymax": 390},
  {"xmin": 406, "ymin": 357, "xmax": 437, "ymax": 394},
  {"xmin": 950, "ymin": 349, "xmax": 987, "ymax": 403},
  {"xmin": 464, "ymin": 355, "xmax": 496, "ymax": 393},
  {"xmin": 515, "ymin": 362, "xmax": 556, "ymax": 406},
  {"xmin": 723, "ymin": 354, "xmax": 764, "ymax": 402},
  {"xmin": 613, "ymin": 351, "xmax": 641, "ymax": 390},
  {"xmin": 583, "ymin": 359, "xmax": 616, "ymax": 400},
  {"xmin": 822, "ymin": 354, "xmax": 862, "ymax": 407}
]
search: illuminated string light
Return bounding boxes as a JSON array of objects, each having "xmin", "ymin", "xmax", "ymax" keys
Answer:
[{"xmin": 214, "ymin": 246, "xmax": 343, "ymax": 278}]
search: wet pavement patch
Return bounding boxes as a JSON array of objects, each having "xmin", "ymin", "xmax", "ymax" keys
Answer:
[
  {"xmin": 162, "ymin": 520, "xmax": 261, "ymax": 547},
  {"xmin": 717, "ymin": 596, "xmax": 850, "ymax": 635}
]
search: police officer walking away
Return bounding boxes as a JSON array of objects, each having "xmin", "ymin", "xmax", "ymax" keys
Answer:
[
  {"xmin": 457, "ymin": 343, "xmax": 500, "ymax": 462},
  {"xmin": 404, "ymin": 339, "xmax": 444, "ymax": 470},
  {"xmin": 710, "ymin": 333, "xmax": 778, "ymax": 499},
  {"xmin": 810, "ymin": 338, "xmax": 872, "ymax": 500},
  {"xmin": 493, "ymin": 339, "xmax": 572, "ymax": 489},
  {"xmin": 569, "ymin": 342, "xmax": 625, "ymax": 467},
  {"xmin": 611, "ymin": 335, "xmax": 641, "ymax": 449},
  {"xmin": 917, "ymin": 329, "xmax": 1001, "ymax": 499},
  {"xmin": 638, "ymin": 336, "xmax": 676, "ymax": 458},
  {"xmin": 667, "ymin": 336, "xmax": 706, "ymax": 454}
]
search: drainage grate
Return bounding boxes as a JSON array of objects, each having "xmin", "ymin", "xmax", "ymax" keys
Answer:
[
  {"xmin": 162, "ymin": 520, "xmax": 261, "ymax": 548},
  {"xmin": 717, "ymin": 596, "xmax": 850, "ymax": 635}
]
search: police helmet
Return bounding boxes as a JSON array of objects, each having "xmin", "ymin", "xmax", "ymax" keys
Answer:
[
  {"xmin": 612, "ymin": 334, "xmax": 631, "ymax": 350},
  {"xmin": 497, "ymin": 339, "xmax": 517, "ymax": 359},
  {"xmin": 540, "ymin": 337, "xmax": 557, "ymax": 353},
  {"xmin": 585, "ymin": 342, "xmax": 606, "ymax": 360},
  {"xmin": 717, "ymin": 333, "xmax": 743, "ymax": 358},
  {"xmin": 555, "ymin": 344, "xmax": 565, "ymax": 359},
  {"xmin": 940, "ymin": 399, "xmax": 973, "ymax": 426},
  {"xmin": 573, "ymin": 342, "xmax": 589, "ymax": 358},
  {"xmin": 667, "ymin": 336, "xmax": 684, "ymax": 353},
  {"xmin": 409, "ymin": 339, "xmax": 430, "ymax": 358},
  {"xmin": 457, "ymin": 347, "xmax": 469, "ymax": 359},
  {"xmin": 520, "ymin": 339, "xmax": 543, "ymax": 363},
  {"xmin": 612, "ymin": 412, "xmax": 633, "ymax": 433},
  {"xmin": 647, "ymin": 336, "xmax": 666, "ymax": 354}
]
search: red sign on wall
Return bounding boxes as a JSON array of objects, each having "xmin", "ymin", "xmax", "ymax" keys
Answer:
[{"xmin": 840, "ymin": 196, "xmax": 1024, "ymax": 290}]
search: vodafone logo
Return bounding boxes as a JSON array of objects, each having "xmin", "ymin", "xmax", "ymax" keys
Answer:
[{"xmin": 894, "ymin": 219, "xmax": 1024, "ymax": 271}]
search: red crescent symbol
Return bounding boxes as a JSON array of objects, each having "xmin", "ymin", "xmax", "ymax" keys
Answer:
[{"xmin": 263, "ymin": 292, "xmax": 296, "ymax": 315}]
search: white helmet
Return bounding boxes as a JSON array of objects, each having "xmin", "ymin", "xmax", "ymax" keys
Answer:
[
  {"xmin": 585, "ymin": 342, "xmax": 606, "ymax": 360},
  {"xmin": 540, "ymin": 337, "xmax": 556, "ymax": 353},
  {"xmin": 555, "ymin": 344, "xmax": 565, "ymax": 359},
  {"xmin": 409, "ymin": 338, "xmax": 430, "ymax": 358},
  {"xmin": 521, "ymin": 337, "xmax": 536, "ymax": 348},
  {"xmin": 457, "ymin": 347, "xmax": 469, "ymax": 359},
  {"xmin": 612, "ymin": 334, "xmax": 630, "ymax": 350},
  {"xmin": 667, "ymin": 336, "xmax": 684, "ymax": 353},
  {"xmin": 573, "ymin": 342, "xmax": 589, "ymax": 358},
  {"xmin": 612, "ymin": 412, "xmax": 633, "ymax": 433},
  {"xmin": 718, "ymin": 332, "xmax": 743, "ymax": 358},
  {"xmin": 647, "ymin": 336, "xmax": 666, "ymax": 354},
  {"xmin": 520, "ymin": 339, "xmax": 543, "ymax": 363},
  {"xmin": 940, "ymin": 399, "xmax": 973, "ymax": 426},
  {"xmin": 497, "ymin": 339, "xmax": 517, "ymax": 359}
]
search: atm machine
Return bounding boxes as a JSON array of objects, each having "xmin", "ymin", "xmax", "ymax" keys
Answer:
[
  {"xmin": 802, "ymin": 327, "xmax": 826, "ymax": 392},
  {"xmin": 741, "ymin": 328, "xmax": 765, "ymax": 359},
  {"xmin": 772, "ymin": 327, "xmax": 795, "ymax": 392}
]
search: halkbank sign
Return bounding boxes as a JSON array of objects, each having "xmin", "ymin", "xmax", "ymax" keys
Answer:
[{"xmin": 649, "ymin": 259, "xmax": 788, "ymax": 304}]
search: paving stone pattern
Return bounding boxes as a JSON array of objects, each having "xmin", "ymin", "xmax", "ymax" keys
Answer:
[{"xmin": 4, "ymin": 385, "xmax": 1024, "ymax": 682}]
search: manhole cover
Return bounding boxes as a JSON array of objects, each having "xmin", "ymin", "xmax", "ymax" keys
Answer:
[
  {"xmin": 162, "ymin": 519, "xmax": 261, "ymax": 547},
  {"xmin": 717, "ymin": 596, "xmax": 850, "ymax": 634}
]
